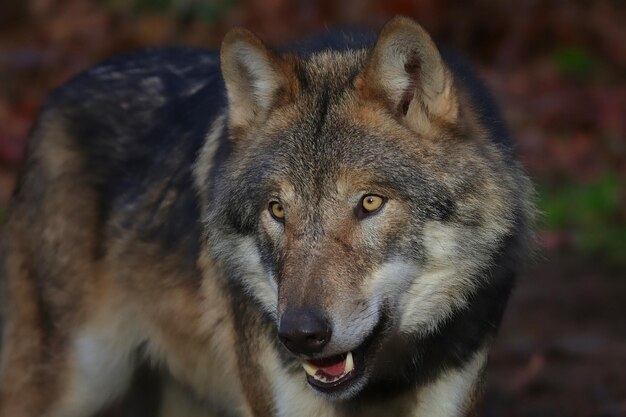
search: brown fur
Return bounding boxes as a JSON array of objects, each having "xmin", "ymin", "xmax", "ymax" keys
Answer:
[{"xmin": 0, "ymin": 16, "xmax": 532, "ymax": 417}]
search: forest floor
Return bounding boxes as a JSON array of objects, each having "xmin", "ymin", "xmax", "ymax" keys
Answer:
[{"xmin": 487, "ymin": 255, "xmax": 626, "ymax": 417}]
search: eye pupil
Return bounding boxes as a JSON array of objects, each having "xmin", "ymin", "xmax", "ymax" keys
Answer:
[
  {"xmin": 361, "ymin": 194, "xmax": 385, "ymax": 214},
  {"xmin": 269, "ymin": 202, "xmax": 285, "ymax": 222}
]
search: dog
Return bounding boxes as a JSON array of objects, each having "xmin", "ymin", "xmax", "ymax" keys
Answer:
[{"xmin": 0, "ymin": 16, "xmax": 533, "ymax": 417}]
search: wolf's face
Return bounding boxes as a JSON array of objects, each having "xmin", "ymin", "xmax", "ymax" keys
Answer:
[{"xmin": 209, "ymin": 18, "xmax": 529, "ymax": 400}]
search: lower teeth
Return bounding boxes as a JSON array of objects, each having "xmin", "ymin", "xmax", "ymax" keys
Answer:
[
  {"xmin": 313, "ymin": 372, "xmax": 344, "ymax": 383},
  {"xmin": 302, "ymin": 351, "xmax": 355, "ymax": 384}
]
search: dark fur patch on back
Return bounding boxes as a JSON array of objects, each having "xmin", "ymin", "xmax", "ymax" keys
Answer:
[{"xmin": 52, "ymin": 48, "xmax": 226, "ymax": 270}]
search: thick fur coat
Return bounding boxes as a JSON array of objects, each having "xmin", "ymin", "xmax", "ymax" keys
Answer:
[{"xmin": 0, "ymin": 17, "xmax": 532, "ymax": 417}]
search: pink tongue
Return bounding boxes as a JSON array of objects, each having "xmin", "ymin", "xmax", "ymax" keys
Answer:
[{"xmin": 309, "ymin": 354, "xmax": 347, "ymax": 377}]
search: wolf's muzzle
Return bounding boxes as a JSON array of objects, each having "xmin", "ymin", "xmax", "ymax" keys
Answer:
[{"xmin": 278, "ymin": 309, "xmax": 331, "ymax": 355}]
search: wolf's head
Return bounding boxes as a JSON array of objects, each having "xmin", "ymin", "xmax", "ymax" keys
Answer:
[{"xmin": 206, "ymin": 17, "xmax": 531, "ymax": 400}]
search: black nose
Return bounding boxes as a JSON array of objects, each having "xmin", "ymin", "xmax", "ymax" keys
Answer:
[{"xmin": 278, "ymin": 309, "xmax": 331, "ymax": 355}]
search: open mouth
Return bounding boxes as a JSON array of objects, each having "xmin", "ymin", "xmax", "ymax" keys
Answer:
[
  {"xmin": 299, "ymin": 338, "xmax": 375, "ymax": 396},
  {"xmin": 296, "ymin": 312, "xmax": 388, "ymax": 396},
  {"xmin": 302, "ymin": 351, "xmax": 357, "ymax": 389}
]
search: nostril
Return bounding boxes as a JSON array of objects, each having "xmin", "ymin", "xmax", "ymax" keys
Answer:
[
  {"xmin": 307, "ymin": 334, "xmax": 325, "ymax": 343},
  {"xmin": 278, "ymin": 309, "xmax": 331, "ymax": 355}
]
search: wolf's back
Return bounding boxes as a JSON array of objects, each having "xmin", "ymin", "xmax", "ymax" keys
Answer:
[{"xmin": 1, "ymin": 22, "xmax": 532, "ymax": 417}]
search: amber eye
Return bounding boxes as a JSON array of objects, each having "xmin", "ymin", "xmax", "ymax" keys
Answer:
[
  {"xmin": 360, "ymin": 194, "xmax": 386, "ymax": 214},
  {"xmin": 269, "ymin": 201, "xmax": 285, "ymax": 222}
]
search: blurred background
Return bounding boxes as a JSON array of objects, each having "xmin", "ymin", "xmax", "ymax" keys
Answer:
[{"xmin": 0, "ymin": 0, "xmax": 624, "ymax": 415}]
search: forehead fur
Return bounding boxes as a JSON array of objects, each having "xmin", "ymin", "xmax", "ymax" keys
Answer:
[
  {"xmin": 221, "ymin": 39, "xmax": 510, "ymax": 234},
  {"xmin": 246, "ymin": 49, "xmax": 454, "ymax": 205},
  {"xmin": 296, "ymin": 50, "xmax": 369, "ymax": 91}
]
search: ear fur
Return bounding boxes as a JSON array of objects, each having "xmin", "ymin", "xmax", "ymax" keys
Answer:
[
  {"xmin": 220, "ymin": 28, "xmax": 297, "ymax": 136},
  {"xmin": 357, "ymin": 17, "xmax": 458, "ymax": 134}
]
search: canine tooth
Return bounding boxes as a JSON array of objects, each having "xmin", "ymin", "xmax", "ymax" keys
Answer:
[
  {"xmin": 314, "ymin": 373, "xmax": 327, "ymax": 382},
  {"xmin": 345, "ymin": 352, "xmax": 354, "ymax": 374},
  {"xmin": 302, "ymin": 362, "xmax": 319, "ymax": 377}
]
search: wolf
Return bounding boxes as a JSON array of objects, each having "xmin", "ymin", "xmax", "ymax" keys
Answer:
[{"xmin": 0, "ymin": 16, "xmax": 532, "ymax": 417}]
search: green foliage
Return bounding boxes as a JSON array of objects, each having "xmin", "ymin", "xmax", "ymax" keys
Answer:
[
  {"xmin": 190, "ymin": 1, "xmax": 238, "ymax": 23},
  {"xmin": 538, "ymin": 173, "xmax": 626, "ymax": 264},
  {"xmin": 553, "ymin": 46, "xmax": 598, "ymax": 77}
]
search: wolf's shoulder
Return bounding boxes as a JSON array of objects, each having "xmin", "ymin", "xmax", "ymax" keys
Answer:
[
  {"xmin": 42, "ymin": 47, "xmax": 226, "ymax": 184},
  {"xmin": 50, "ymin": 47, "xmax": 223, "ymax": 107},
  {"xmin": 45, "ymin": 47, "xmax": 224, "ymax": 141},
  {"xmin": 33, "ymin": 48, "xmax": 228, "ymax": 268}
]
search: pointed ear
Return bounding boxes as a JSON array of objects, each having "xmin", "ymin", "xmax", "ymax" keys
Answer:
[
  {"xmin": 356, "ymin": 17, "xmax": 458, "ymax": 134},
  {"xmin": 220, "ymin": 28, "xmax": 297, "ymax": 136}
]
